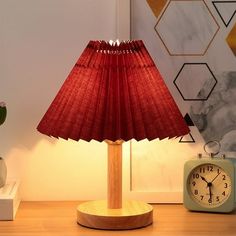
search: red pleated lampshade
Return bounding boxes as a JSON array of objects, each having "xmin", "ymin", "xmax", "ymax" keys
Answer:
[{"xmin": 37, "ymin": 40, "xmax": 189, "ymax": 142}]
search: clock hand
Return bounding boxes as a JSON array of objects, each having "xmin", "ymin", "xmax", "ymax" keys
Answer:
[
  {"xmin": 200, "ymin": 176, "xmax": 209, "ymax": 185},
  {"xmin": 208, "ymin": 185, "xmax": 213, "ymax": 203},
  {"xmin": 210, "ymin": 172, "xmax": 221, "ymax": 183}
]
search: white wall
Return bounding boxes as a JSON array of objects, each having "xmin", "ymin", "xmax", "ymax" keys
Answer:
[{"xmin": 0, "ymin": 0, "xmax": 126, "ymax": 200}]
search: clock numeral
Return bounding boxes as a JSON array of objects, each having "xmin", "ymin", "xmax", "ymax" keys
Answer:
[
  {"xmin": 188, "ymin": 164, "xmax": 232, "ymax": 210},
  {"xmin": 199, "ymin": 167, "xmax": 205, "ymax": 173},
  {"xmin": 193, "ymin": 173, "xmax": 199, "ymax": 179},
  {"xmin": 207, "ymin": 165, "xmax": 213, "ymax": 172}
]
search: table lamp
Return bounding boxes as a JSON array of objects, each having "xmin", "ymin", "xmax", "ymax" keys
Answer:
[{"xmin": 37, "ymin": 40, "xmax": 189, "ymax": 230}]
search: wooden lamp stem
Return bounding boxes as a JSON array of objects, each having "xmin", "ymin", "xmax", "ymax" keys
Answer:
[
  {"xmin": 107, "ymin": 140, "xmax": 123, "ymax": 209},
  {"xmin": 77, "ymin": 139, "xmax": 153, "ymax": 230}
]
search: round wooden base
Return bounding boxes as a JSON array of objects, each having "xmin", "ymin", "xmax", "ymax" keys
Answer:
[{"xmin": 77, "ymin": 200, "xmax": 153, "ymax": 230}]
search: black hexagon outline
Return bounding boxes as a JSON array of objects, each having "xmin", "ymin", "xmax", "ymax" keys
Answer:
[
  {"xmin": 154, "ymin": 0, "xmax": 220, "ymax": 56},
  {"xmin": 173, "ymin": 63, "xmax": 217, "ymax": 101}
]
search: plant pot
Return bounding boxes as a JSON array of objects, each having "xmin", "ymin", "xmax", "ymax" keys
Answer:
[{"xmin": 0, "ymin": 157, "xmax": 7, "ymax": 188}]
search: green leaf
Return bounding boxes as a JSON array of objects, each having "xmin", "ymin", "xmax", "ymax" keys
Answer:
[{"xmin": 0, "ymin": 107, "xmax": 7, "ymax": 125}]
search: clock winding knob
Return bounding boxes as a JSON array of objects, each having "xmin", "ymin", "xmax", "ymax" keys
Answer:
[{"xmin": 203, "ymin": 140, "xmax": 221, "ymax": 158}]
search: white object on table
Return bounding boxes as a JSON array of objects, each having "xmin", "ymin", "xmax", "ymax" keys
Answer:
[{"xmin": 0, "ymin": 181, "xmax": 21, "ymax": 220}]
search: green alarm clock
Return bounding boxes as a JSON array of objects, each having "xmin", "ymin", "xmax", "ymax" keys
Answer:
[{"xmin": 183, "ymin": 141, "xmax": 236, "ymax": 213}]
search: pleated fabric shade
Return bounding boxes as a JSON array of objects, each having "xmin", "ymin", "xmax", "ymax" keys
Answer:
[{"xmin": 37, "ymin": 40, "xmax": 189, "ymax": 142}]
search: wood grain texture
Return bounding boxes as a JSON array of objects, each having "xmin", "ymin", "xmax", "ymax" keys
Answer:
[
  {"xmin": 1, "ymin": 201, "xmax": 236, "ymax": 235},
  {"xmin": 77, "ymin": 200, "xmax": 153, "ymax": 229},
  {"xmin": 107, "ymin": 140, "xmax": 123, "ymax": 209}
]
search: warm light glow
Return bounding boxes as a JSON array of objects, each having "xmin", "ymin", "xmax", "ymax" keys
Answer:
[
  {"xmin": 5, "ymin": 136, "xmax": 201, "ymax": 201},
  {"xmin": 6, "ymin": 139, "xmax": 109, "ymax": 200},
  {"xmin": 131, "ymin": 137, "xmax": 203, "ymax": 192},
  {"xmin": 109, "ymin": 39, "xmax": 120, "ymax": 45}
]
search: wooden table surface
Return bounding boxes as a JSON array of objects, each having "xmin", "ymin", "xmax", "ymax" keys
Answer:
[{"xmin": 0, "ymin": 201, "xmax": 236, "ymax": 236}]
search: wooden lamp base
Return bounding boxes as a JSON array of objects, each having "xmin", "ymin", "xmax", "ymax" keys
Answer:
[
  {"xmin": 77, "ymin": 200, "xmax": 153, "ymax": 230},
  {"xmin": 77, "ymin": 140, "xmax": 153, "ymax": 230}
]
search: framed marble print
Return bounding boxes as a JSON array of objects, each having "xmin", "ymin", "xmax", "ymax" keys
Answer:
[{"xmin": 130, "ymin": 0, "xmax": 236, "ymax": 202}]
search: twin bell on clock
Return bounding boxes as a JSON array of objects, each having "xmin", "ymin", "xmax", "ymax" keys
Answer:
[{"xmin": 183, "ymin": 141, "xmax": 236, "ymax": 213}]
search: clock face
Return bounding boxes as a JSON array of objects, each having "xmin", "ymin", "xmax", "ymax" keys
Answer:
[{"xmin": 188, "ymin": 163, "xmax": 232, "ymax": 208}]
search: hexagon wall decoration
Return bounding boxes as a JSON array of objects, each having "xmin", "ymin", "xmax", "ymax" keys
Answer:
[
  {"xmin": 155, "ymin": 0, "xmax": 220, "ymax": 56},
  {"xmin": 173, "ymin": 63, "xmax": 217, "ymax": 101}
]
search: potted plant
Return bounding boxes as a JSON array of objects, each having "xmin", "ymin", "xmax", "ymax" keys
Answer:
[{"xmin": 0, "ymin": 102, "xmax": 7, "ymax": 188}]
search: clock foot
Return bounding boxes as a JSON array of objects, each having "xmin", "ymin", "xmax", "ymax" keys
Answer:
[{"xmin": 77, "ymin": 200, "xmax": 153, "ymax": 230}]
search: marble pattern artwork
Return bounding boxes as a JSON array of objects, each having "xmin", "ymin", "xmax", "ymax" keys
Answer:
[
  {"xmin": 130, "ymin": 0, "xmax": 236, "ymax": 199},
  {"xmin": 154, "ymin": 0, "xmax": 219, "ymax": 56},
  {"xmin": 174, "ymin": 63, "xmax": 217, "ymax": 101},
  {"xmin": 131, "ymin": 139, "xmax": 196, "ymax": 192},
  {"xmin": 190, "ymin": 72, "xmax": 236, "ymax": 152},
  {"xmin": 212, "ymin": 1, "xmax": 236, "ymax": 27}
]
